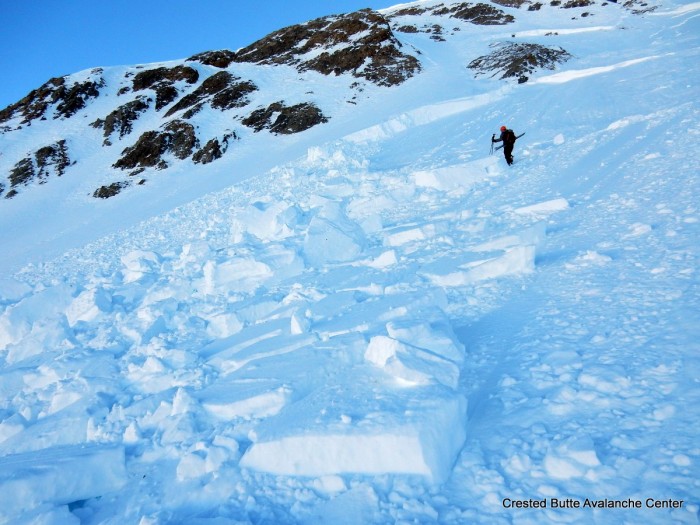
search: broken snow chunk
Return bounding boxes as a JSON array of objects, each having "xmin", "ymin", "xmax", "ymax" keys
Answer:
[
  {"xmin": 200, "ymin": 382, "xmax": 290, "ymax": 420},
  {"xmin": 303, "ymin": 202, "xmax": 366, "ymax": 266},
  {"xmin": 291, "ymin": 308, "xmax": 311, "ymax": 334},
  {"xmin": 240, "ymin": 382, "xmax": 467, "ymax": 483},
  {"xmin": 365, "ymin": 335, "xmax": 461, "ymax": 389},
  {"xmin": 513, "ymin": 198, "xmax": 569, "ymax": 216},
  {"xmin": 0, "ymin": 415, "xmax": 25, "ymax": 444},
  {"xmin": 385, "ymin": 226, "xmax": 428, "ymax": 247},
  {"xmin": 0, "ymin": 284, "xmax": 74, "ymax": 355},
  {"xmin": 176, "ymin": 452, "xmax": 207, "ymax": 480},
  {"xmin": 120, "ymin": 250, "xmax": 163, "ymax": 283},
  {"xmin": 201, "ymin": 258, "xmax": 273, "ymax": 295},
  {"xmin": 386, "ymin": 317, "xmax": 465, "ymax": 363},
  {"xmin": 205, "ymin": 311, "xmax": 243, "ymax": 338},
  {"xmin": 471, "ymin": 222, "xmax": 547, "ymax": 252},
  {"xmin": 365, "ymin": 250, "xmax": 398, "ymax": 269},
  {"xmin": 65, "ymin": 287, "xmax": 112, "ymax": 326},
  {"xmin": 233, "ymin": 200, "xmax": 302, "ymax": 241},
  {"xmin": 0, "ymin": 445, "xmax": 127, "ymax": 522},
  {"xmin": 425, "ymin": 245, "xmax": 536, "ymax": 286}
]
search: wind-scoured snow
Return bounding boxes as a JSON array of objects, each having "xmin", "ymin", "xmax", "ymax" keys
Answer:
[{"xmin": 1, "ymin": 0, "xmax": 699, "ymax": 523}]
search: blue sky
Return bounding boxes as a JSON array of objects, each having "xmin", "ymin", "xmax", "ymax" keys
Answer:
[{"xmin": 1, "ymin": 0, "xmax": 394, "ymax": 110}]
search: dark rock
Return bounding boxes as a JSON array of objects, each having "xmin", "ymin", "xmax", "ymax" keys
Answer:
[
  {"xmin": 430, "ymin": 25, "xmax": 446, "ymax": 41},
  {"xmin": 192, "ymin": 139, "xmax": 224, "ymax": 165},
  {"xmin": 468, "ymin": 42, "xmax": 571, "ymax": 80},
  {"xmin": 492, "ymin": 0, "xmax": 531, "ymax": 7},
  {"xmin": 528, "ymin": 3, "xmax": 544, "ymax": 10},
  {"xmin": 390, "ymin": 3, "xmax": 514, "ymax": 26},
  {"xmin": 0, "ymin": 76, "xmax": 103, "ymax": 124},
  {"xmin": 93, "ymin": 181, "xmax": 130, "ymax": 199},
  {"xmin": 132, "ymin": 66, "xmax": 199, "ymax": 111},
  {"xmin": 623, "ymin": 0, "xmax": 658, "ymax": 14},
  {"xmin": 9, "ymin": 158, "xmax": 35, "ymax": 187},
  {"xmin": 393, "ymin": 6, "xmax": 431, "ymax": 16},
  {"xmin": 234, "ymin": 9, "xmax": 420, "ymax": 86},
  {"xmin": 35, "ymin": 141, "xmax": 70, "ymax": 179},
  {"xmin": 395, "ymin": 25, "xmax": 420, "ymax": 33},
  {"xmin": 7, "ymin": 140, "xmax": 70, "ymax": 196},
  {"xmin": 448, "ymin": 3, "xmax": 515, "ymax": 24},
  {"xmin": 242, "ymin": 102, "xmax": 328, "ymax": 134},
  {"xmin": 55, "ymin": 79, "xmax": 103, "ymax": 119},
  {"xmin": 212, "ymin": 80, "xmax": 258, "ymax": 111},
  {"xmin": 114, "ymin": 120, "xmax": 198, "ymax": 170},
  {"xmin": 563, "ymin": 0, "xmax": 594, "ymax": 6},
  {"xmin": 132, "ymin": 66, "xmax": 199, "ymax": 91},
  {"xmin": 5, "ymin": 189, "xmax": 18, "ymax": 199},
  {"xmin": 187, "ymin": 50, "xmax": 237, "ymax": 68},
  {"xmin": 92, "ymin": 97, "xmax": 150, "ymax": 141},
  {"xmin": 192, "ymin": 132, "xmax": 237, "ymax": 165},
  {"xmin": 165, "ymin": 72, "xmax": 257, "ymax": 117}
]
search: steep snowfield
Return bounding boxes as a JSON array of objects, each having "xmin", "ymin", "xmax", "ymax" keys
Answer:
[{"xmin": 1, "ymin": 1, "xmax": 699, "ymax": 524}]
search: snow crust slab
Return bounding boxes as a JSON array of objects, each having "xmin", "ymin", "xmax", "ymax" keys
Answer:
[
  {"xmin": 241, "ymin": 382, "xmax": 467, "ymax": 483},
  {"xmin": 0, "ymin": 445, "xmax": 126, "ymax": 521}
]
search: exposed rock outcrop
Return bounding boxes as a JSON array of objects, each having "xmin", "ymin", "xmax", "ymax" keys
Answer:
[
  {"xmin": 234, "ymin": 9, "xmax": 420, "ymax": 87},
  {"xmin": 491, "ymin": 0, "xmax": 532, "ymax": 7},
  {"xmin": 5, "ymin": 140, "xmax": 70, "ymax": 198},
  {"xmin": 391, "ymin": 3, "xmax": 515, "ymax": 25},
  {"xmin": 0, "ymin": 75, "xmax": 103, "ymax": 125},
  {"xmin": 440, "ymin": 3, "xmax": 516, "ymax": 24},
  {"xmin": 242, "ymin": 102, "xmax": 328, "ymax": 134},
  {"xmin": 114, "ymin": 120, "xmax": 198, "ymax": 170},
  {"xmin": 93, "ymin": 180, "xmax": 131, "ymax": 199},
  {"xmin": 192, "ymin": 132, "xmax": 237, "ymax": 165},
  {"xmin": 468, "ymin": 42, "xmax": 571, "ymax": 82},
  {"xmin": 164, "ymin": 72, "xmax": 257, "ymax": 118},
  {"xmin": 187, "ymin": 50, "xmax": 237, "ymax": 68},
  {"xmin": 92, "ymin": 96, "xmax": 151, "ymax": 143},
  {"xmin": 132, "ymin": 66, "xmax": 200, "ymax": 111}
]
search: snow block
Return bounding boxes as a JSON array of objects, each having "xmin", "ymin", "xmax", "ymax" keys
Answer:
[
  {"xmin": 412, "ymin": 163, "xmax": 493, "ymax": 192},
  {"xmin": 386, "ymin": 317, "xmax": 465, "ymax": 364},
  {"xmin": 0, "ymin": 445, "xmax": 127, "ymax": 521},
  {"xmin": 232, "ymin": 200, "xmax": 301, "ymax": 241},
  {"xmin": 470, "ymin": 222, "xmax": 546, "ymax": 252},
  {"xmin": 0, "ymin": 285, "xmax": 73, "ymax": 352},
  {"xmin": 65, "ymin": 287, "xmax": 112, "ymax": 326},
  {"xmin": 365, "ymin": 335, "xmax": 461, "ymax": 389},
  {"xmin": 240, "ymin": 382, "xmax": 467, "ymax": 483},
  {"xmin": 199, "ymin": 379, "xmax": 290, "ymax": 420},
  {"xmin": 513, "ymin": 198, "xmax": 569, "ymax": 216},
  {"xmin": 0, "ymin": 277, "xmax": 33, "ymax": 305},
  {"xmin": 201, "ymin": 257, "xmax": 273, "ymax": 295},
  {"xmin": 120, "ymin": 250, "xmax": 162, "ymax": 283},
  {"xmin": 303, "ymin": 202, "xmax": 366, "ymax": 266},
  {"xmin": 425, "ymin": 245, "xmax": 536, "ymax": 286}
]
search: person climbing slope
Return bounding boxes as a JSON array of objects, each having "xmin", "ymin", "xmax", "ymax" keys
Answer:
[{"xmin": 492, "ymin": 125, "xmax": 517, "ymax": 165}]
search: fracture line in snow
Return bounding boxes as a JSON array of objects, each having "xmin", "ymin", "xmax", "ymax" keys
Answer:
[
  {"xmin": 532, "ymin": 55, "xmax": 664, "ymax": 84},
  {"xmin": 515, "ymin": 26, "xmax": 617, "ymax": 37},
  {"xmin": 344, "ymin": 91, "xmax": 506, "ymax": 144},
  {"xmin": 649, "ymin": 1, "xmax": 700, "ymax": 16}
]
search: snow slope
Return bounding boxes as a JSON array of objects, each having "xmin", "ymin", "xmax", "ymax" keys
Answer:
[{"xmin": 1, "ymin": 0, "xmax": 699, "ymax": 524}]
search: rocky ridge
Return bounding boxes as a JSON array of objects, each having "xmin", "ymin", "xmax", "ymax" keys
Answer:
[{"xmin": 1, "ymin": 0, "xmax": 631, "ymax": 200}]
